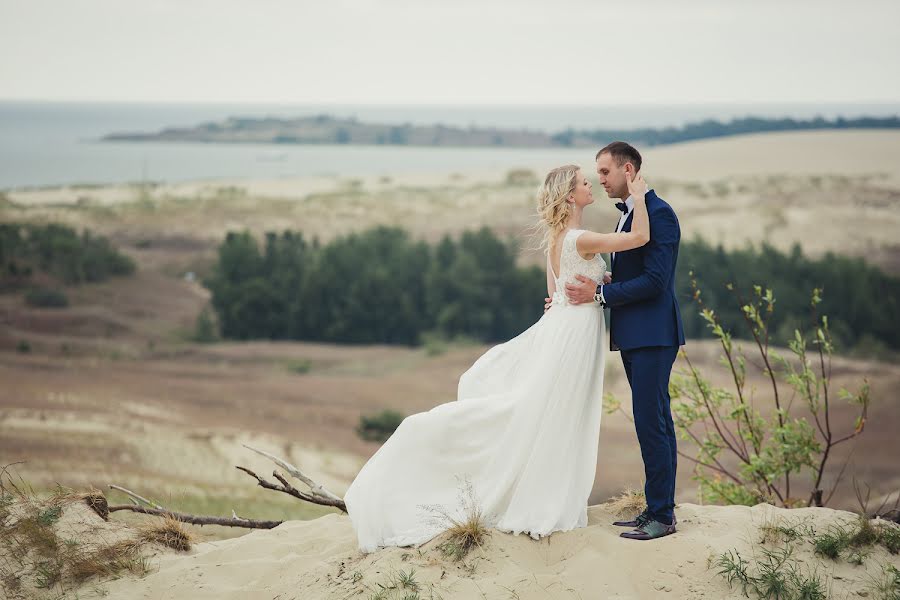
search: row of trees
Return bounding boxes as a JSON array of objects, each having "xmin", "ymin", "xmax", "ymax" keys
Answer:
[
  {"xmin": 678, "ymin": 238, "xmax": 900, "ymax": 356},
  {"xmin": 205, "ymin": 226, "xmax": 900, "ymax": 356},
  {"xmin": 553, "ymin": 115, "xmax": 900, "ymax": 147},
  {"xmin": 205, "ymin": 226, "xmax": 544, "ymax": 345},
  {"xmin": 0, "ymin": 222, "xmax": 135, "ymax": 287}
]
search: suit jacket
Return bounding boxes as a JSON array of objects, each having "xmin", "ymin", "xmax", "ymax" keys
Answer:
[{"xmin": 603, "ymin": 190, "xmax": 686, "ymax": 351}]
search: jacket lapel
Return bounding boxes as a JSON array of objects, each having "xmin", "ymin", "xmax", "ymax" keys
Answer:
[{"xmin": 611, "ymin": 210, "xmax": 635, "ymax": 271}]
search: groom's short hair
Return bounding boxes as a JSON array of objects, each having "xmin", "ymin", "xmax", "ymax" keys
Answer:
[{"xmin": 596, "ymin": 141, "xmax": 642, "ymax": 171}]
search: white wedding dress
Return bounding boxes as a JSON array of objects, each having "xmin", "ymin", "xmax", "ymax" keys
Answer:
[{"xmin": 344, "ymin": 229, "xmax": 607, "ymax": 553}]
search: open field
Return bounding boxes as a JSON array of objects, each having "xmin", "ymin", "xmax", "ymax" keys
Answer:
[{"xmin": 2, "ymin": 129, "xmax": 899, "ymax": 545}]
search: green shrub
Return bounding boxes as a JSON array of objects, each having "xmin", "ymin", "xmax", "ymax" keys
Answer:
[
  {"xmin": 191, "ymin": 307, "xmax": 219, "ymax": 343},
  {"xmin": 24, "ymin": 287, "xmax": 69, "ymax": 308},
  {"xmin": 356, "ymin": 409, "xmax": 405, "ymax": 442},
  {"xmin": 0, "ymin": 222, "xmax": 135, "ymax": 286},
  {"xmin": 284, "ymin": 359, "xmax": 312, "ymax": 375}
]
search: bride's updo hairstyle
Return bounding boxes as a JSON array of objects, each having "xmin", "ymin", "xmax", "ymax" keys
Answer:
[{"xmin": 536, "ymin": 164, "xmax": 580, "ymax": 255}]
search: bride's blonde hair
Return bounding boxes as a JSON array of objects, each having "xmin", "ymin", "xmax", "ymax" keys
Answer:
[{"xmin": 535, "ymin": 164, "xmax": 580, "ymax": 255}]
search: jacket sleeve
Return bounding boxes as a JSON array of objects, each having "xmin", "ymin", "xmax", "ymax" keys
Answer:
[{"xmin": 602, "ymin": 205, "xmax": 679, "ymax": 307}]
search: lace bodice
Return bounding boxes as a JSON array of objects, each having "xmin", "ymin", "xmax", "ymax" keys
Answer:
[{"xmin": 549, "ymin": 229, "xmax": 607, "ymax": 307}]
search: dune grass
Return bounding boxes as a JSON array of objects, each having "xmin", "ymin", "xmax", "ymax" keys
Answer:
[
  {"xmin": 604, "ymin": 487, "xmax": 647, "ymax": 518},
  {"xmin": 0, "ymin": 467, "xmax": 193, "ymax": 598}
]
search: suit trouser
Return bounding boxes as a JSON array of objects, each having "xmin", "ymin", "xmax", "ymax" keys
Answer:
[{"xmin": 620, "ymin": 344, "xmax": 679, "ymax": 523}]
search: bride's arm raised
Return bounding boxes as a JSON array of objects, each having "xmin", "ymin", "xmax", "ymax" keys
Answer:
[{"xmin": 575, "ymin": 171, "xmax": 650, "ymax": 255}]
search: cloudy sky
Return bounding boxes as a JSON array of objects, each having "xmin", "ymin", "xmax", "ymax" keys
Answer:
[{"xmin": 1, "ymin": 0, "xmax": 898, "ymax": 105}]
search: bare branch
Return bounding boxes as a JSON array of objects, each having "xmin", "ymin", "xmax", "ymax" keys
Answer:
[
  {"xmin": 108, "ymin": 484, "xmax": 165, "ymax": 510},
  {"xmin": 242, "ymin": 444, "xmax": 344, "ymax": 504},
  {"xmin": 235, "ymin": 466, "xmax": 346, "ymax": 512},
  {"xmin": 107, "ymin": 504, "xmax": 283, "ymax": 529}
]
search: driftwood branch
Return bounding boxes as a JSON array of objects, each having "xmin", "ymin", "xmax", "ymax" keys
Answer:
[
  {"xmin": 242, "ymin": 444, "xmax": 345, "ymax": 505},
  {"xmin": 107, "ymin": 504, "xmax": 283, "ymax": 529},
  {"xmin": 108, "ymin": 484, "xmax": 165, "ymax": 510},
  {"xmin": 235, "ymin": 466, "xmax": 346, "ymax": 512},
  {"xmin": 103, "ymin": 445, "xmax": 349, "ymax": 529},
  {"xmin": 107, "ymin": 483, "xmax": 285, "ymax": 529}
]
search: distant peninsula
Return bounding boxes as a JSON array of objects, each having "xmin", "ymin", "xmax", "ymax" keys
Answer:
[{"xmin": 102, "ymin": 114, "xmax": 900, "ymax": 149}]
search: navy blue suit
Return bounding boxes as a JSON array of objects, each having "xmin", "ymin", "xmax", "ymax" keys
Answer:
[{"xmin": 601, "ymin": 189, "xmax": 685, "ymax": 524}]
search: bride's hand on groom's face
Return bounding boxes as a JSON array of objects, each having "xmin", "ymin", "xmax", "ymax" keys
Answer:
[
  {"xmin": 565, "ymin": 275, "xmax": 597, "ymax": 305},
  {"xmin": 626, "ymin": 169, "xmax": 648, "ymax": 199}
]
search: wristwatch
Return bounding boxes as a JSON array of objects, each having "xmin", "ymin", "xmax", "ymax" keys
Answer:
[{"xmin": 594, "ymin": 284, "xmax": 606, "ymax": 306}]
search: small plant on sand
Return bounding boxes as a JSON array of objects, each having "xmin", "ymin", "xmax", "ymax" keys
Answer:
[
  {"xmin": 880, "ymin": 523, "xmax": 900, "ymax": 555},
  {"xmin": 364, "ymin": 565, "xmax": 431, "ymax": 600},
  {"xmin": 671, "ymin": 283, "xmax": 870, "ymax": 508},
  {"xmin": 811, "ymin": 515, "xmax": 900, "ymax": 562},
  {"xmin": 866, "ymin": 563, "xmax": 900, "ymax": 600},
  {"xmin": 715, "ymin": 544, "xmax": 829, "ymax": 600},
  {"xmin": 137, "ymin": 516, "xmax": 195, "ymax": 551},
  {"xmin": 420, "ymin": 475, "xmax": 490, "ymax": 563},
  {"xmin": 758, "ymin": 516, "xmax": 815, "ymax": 545},
  {"xmin": 604, "ymin": 488, "xmax": 647, "ymax": 519},
  {"xmin": 813, "ymin": 523, "xmax": 851, "ymax": 559}
]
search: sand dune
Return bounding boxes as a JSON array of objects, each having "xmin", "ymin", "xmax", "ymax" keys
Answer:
[{"xmin": 86, "ymin": 501, "xmax": 897, "ymax": 600}]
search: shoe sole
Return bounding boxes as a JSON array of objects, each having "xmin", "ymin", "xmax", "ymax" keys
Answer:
[{"xmin": 619, "ymin": 527, "xmax": 677, "ymax": 541}]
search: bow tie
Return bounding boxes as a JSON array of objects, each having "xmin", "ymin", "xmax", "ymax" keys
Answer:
[{"xmin": 615, "ymin": 201, "xmax": 629, "ymax": 214}]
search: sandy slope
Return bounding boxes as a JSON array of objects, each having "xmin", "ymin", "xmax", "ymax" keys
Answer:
[{"xmin": 88, "ymin": 502, "xmax": 899, "ymax": 600}]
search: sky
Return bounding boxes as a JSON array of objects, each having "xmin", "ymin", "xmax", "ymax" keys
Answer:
[{"xmin": 1, "ymin": 0, "xmax": 899, "ymax": 105}]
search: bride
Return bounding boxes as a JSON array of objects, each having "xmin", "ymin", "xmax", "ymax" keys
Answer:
[{"xmin": 344, "ymin": 164, "xmax": 650, "ymax": 553}]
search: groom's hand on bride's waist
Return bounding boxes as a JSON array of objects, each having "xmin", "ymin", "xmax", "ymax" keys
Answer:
[{"xmin": 565, "ymin": 275, "xmax": 599, "ymax": 305}]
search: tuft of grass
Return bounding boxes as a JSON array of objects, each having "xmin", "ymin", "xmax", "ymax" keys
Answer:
[
  {"xmin": 877, "ymin": 521, "xmax": 900, "ymax": 555},
  {"xmin": 866, "ymin": 563, "xmax": 900, "ymax": 600},
  {"xmin": 604, "ymin": 488, "xmax": 647, "ymax": 518},
  {"xmin": 787, "ymin": 563, "xmax": 828, "ymax": 600},
  {"xmin": 138, "ymin": 516, "xmax": 195, "ymax": 552},
  {"xmin": 813, "ymin": 523, "xmax": 851, "ymax": 559},
  {"xmin": 364, "ymin": 565, "xmax": 428, "ymax": 600},
  {"xmin": 850, "ymin": 514, "xmax": 880, "ymax": 547},
  {"xmin": 812, "ymin": 516, "xmax": 898, "ymax": 562},
  {"xmin": 434, "ymin": 513, "xmax": 490, "ymax": 563},
  {"xmin": 0, "ymin": 468, "xmax": 170, "ymax": 597},
  {"xmin": 396, "ymin": 568, "xmax": 419, "ymax": 592},
  {"xmin": 759, "ymin": 516, "xmax": 814, "ymax": 545},
  {"xmin": 714, "ymin": 545, "xmax": 832, "ymax": 600},
  {"xmin": 715, "ymin": 549, "xmax": 753, "ymax": 597},
  {"xmin": 421, "ymin": 476, "xmax": 491, "ymax": 563},
  {"xmin": 847, "ymin": 548, "xmax": 871, "ymax": 565},
  {"xmin": 67, "ymin": 539, "xmax": 151, "ymax": 583},
  {"xmin": 37, "ymin": 505, "xmax": 63, "ymax": 526},
  {"xmin": 753, "ymin": 545, "xmax": 793, "ymax": 599}
]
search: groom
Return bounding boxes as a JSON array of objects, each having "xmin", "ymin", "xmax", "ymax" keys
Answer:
[{"xmin": 565, "ymin": 141, "xmax": 685, "ymax": 541}]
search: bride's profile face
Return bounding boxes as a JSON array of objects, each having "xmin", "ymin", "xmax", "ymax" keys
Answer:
[{"xmin": 570, "ymin": 170, "xmax": 594, "ymax": 208}]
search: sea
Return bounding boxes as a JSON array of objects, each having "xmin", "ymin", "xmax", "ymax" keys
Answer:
[{"xmin": 1, "ymin": 101, "xmax": 897, "ymax": 189}]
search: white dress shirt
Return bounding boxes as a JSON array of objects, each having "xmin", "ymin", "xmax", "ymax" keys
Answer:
[{"xmin": 599, "ymin": 191, "xmax": 646, "ymax": 305}]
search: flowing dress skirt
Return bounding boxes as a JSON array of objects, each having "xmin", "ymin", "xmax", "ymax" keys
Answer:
[{"xmin": 344, "ymin": 302, "xmax": 606, "ymax": 553}]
